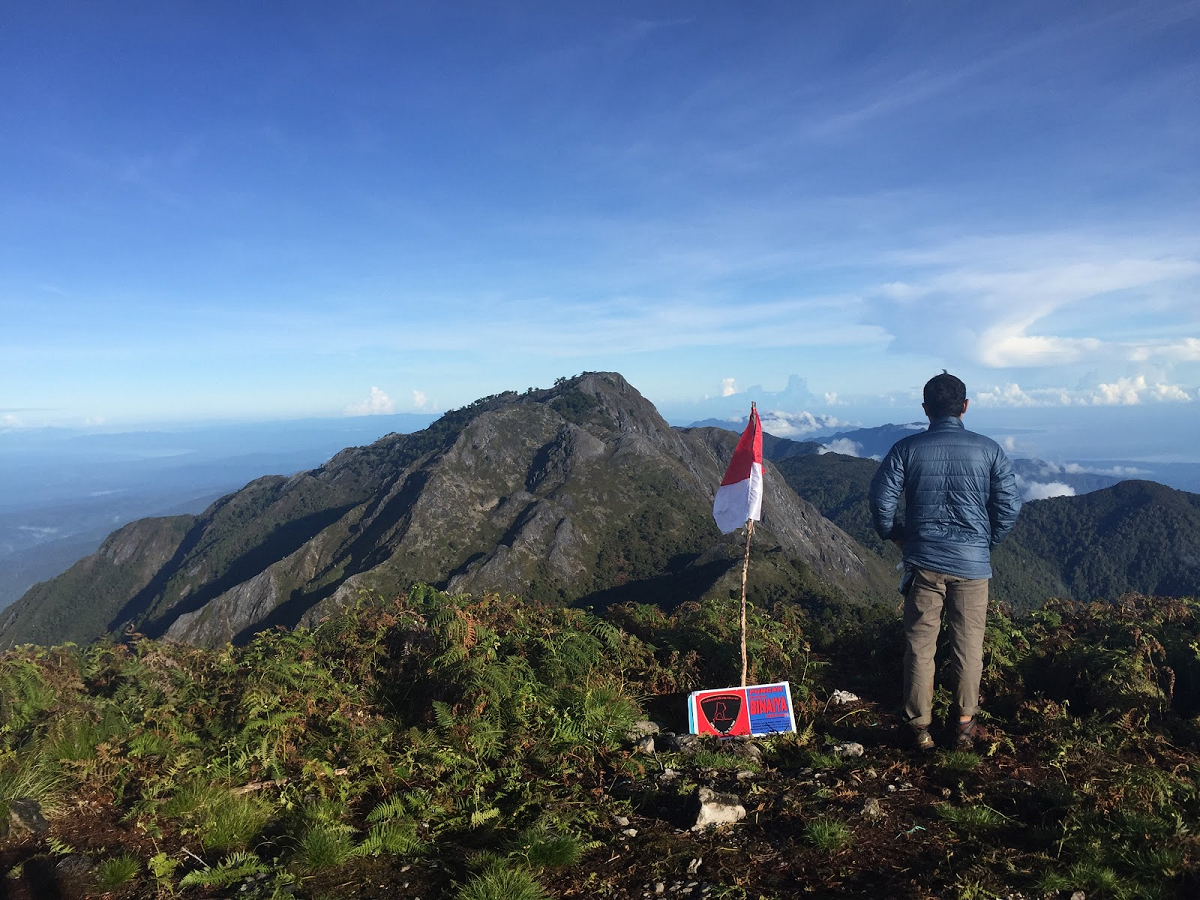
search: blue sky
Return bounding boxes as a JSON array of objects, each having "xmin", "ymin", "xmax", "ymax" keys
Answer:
[{"xmin": 3, "ymin": 2, "xmax": 1198, "ymax": 456}]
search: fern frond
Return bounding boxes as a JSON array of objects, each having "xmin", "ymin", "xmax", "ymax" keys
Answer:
[{"xmin": 178, "ymin": 851, "xmax": 269, "ymax": 888}]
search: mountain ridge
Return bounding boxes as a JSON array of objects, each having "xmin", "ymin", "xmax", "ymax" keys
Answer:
[{"xmin": 1, "ymin": 373, "xmax": 890, "ymax": 649}]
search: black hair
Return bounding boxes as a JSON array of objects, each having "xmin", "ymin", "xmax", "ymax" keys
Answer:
[{"xmin": 923, "ymin": 371, "xmax": 967, "ymax": 418}]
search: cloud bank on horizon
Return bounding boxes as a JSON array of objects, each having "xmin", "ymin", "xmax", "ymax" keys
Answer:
[{"xmin": 0, "ymin": 1, "xmax": 1196, "ymax": 434}]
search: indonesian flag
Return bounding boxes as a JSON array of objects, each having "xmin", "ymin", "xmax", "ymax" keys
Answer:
[{"xmin": 712, "ymin": 405, "xmax": 763, "ymax": 534}]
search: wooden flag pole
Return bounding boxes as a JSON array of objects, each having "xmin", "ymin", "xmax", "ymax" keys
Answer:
[
  {"xmin": 739, "ymin": 400, "xmax": 757, "ymax": 688},
  {"xmin": 740, "ymin": 518, "xmax": 753, "ymax": 687}
]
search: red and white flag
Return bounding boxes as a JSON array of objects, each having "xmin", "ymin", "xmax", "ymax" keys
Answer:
[{"xmin": 712, "ymin": 406, "xmax": 763, "ymax": 534}]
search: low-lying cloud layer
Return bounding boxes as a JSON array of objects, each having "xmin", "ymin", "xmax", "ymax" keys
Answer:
[
  {"xmin": 976, "ymin": 375, "xmax": 1194, "ymax": 408},
  {"xmin": 758, "ymin": 410, "xmax": 846, "ymax": 440},
  {"xmin": 818, "ymin": 438, "xmax": 865, "ymax": 457},
  {"xmin": 1021, "ymin": 480, "xmax": 1076, "ymax": 501}
]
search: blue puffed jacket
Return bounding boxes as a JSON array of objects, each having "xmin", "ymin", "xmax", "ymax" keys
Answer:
[{"xmin": 868, "ymin": 417, "xmax": 1021, "ymax": 580}]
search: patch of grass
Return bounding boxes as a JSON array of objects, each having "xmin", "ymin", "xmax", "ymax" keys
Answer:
[
  {"xmin": 804, "ymin": 750, "xmax": 841, "ymax": 770},
  {"xmin": 159, "ymin": 783, "xmax": 272, "ymax": 853},
  {"xmin": 295, "ymin": 822, "xmax": 357, "ymax": 871},
  {"xmin": 936, "ymin": 803, "xmax": 1009, "ymax": 830},
  {"xmin": 455, "ymin": 864, "xmax": 549, "ymax": 900},
  {"xmin": 1066, "ymin": 859, "xmax": 1125, "ymax": 896},
  {"xmin": 1035, "ymin": 869, "xmax": 1075, "ymax": 896},
  {"xmin": 202, "ymin": 792, "xmax": 273, "ymax": 853},
  {"xmin": 1120, "ymin": 844, "xmax": 1186, "ymax": 886},
  {"xmin": 93, "ymin": 853, "xmax": 142, "ymax": 891},
  {"xmin": 511, "ymin": 827, "xmax": 589, "ymax": 869},
  {"xmin": 937, "ymin": 750, "xmax": 981, "ymax": 775},
  {"xmin": 952, "ymin": 875, "xmax": 1000, "ymax": 900},
  {"xmin": 689, "ymin": 750, "xmax": 758, "ymax": 771},
  {"xmin": 0, "ymin": 752, "xmax": 67, "ymax": 813},
  {"xmin": 44, "ymin": 707, "xmax": 129, "ymax": 761},
  {"xmin": 802, "ymin": 816, "xmax": 853, "ymax": 851}
]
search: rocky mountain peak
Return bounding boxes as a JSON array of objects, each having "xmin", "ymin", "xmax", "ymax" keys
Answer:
[{"xmin": 1, "ymin": 373, "xmax": 890, "ymax": 649}]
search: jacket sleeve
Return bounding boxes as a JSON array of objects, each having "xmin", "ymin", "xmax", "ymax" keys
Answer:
[
  {"xmin": 987, "ymin": 449, "xmax": 1021, "ymax": 546},
  {"xmin": 869, "ymin": 445, "xmax": 905, "ymax": 542}
]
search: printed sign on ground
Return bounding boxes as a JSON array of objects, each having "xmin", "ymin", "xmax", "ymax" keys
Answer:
[{"xmin": 687, "ymin": 681, "xmax": 796, "ymax": 738}]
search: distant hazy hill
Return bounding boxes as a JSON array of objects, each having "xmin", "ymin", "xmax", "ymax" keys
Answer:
[{"xmin": 2, "ymin": 374, "xmax": 890, "ymax": 649}]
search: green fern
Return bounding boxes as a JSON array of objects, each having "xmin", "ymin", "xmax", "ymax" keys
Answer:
[
  {"xmin": 0, "ymin": 658, "xmax": 58, "ymax": 738},
  {"xmin": 178, "ymin": 850, "xmax": 270, "ymax": 888},
  {"xmin": 354, "ymin": 820, "xmax": 427, "ymax": 857}
]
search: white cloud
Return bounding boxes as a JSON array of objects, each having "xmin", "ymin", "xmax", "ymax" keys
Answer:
[
  {"xmin": 1023, "ymin": 481, "xmax": 1076, "ymax": 501},
  {"xmin": 879, "ymin": 281, "xmax": 918, "ymax": 300},
  {"xmin": 978, "ymin": 328, "xmax": 1102, "ymax": 367},
  {"xmin": 412, "ymin": 389, "xmax": 428, "ymax": 409},
  {"xmin": 1, "ymin": 414, "xmax": 22, "ymax": 429},
  {"xmin": 345, "ymin": 386, "xmax": 395, "ymax": 416},
  {"xmin": 17, "ymin": 525, "xmax": 61, "ymax": 538},
  {"xmin": 819, "ymin": 438, "xmax": 863, "ymax": 457},
  {"xmin": 871, "ymin": 236, "xmax": 1200, "ymax": 372},
  {"xmin": 823, "ymin": 392, "xmax": 840, "ymax": 405},
  {"xmin": 758, "ymin": 409, "xmax": 845, "ymax": 439},
  {"xmin": 974, "ymin": 377, "xmax": 1193, "ymax": 408},
  {"xmin": 1129, "ymin": 337, "xmax": 1200, "ymax": 362},
  {"xmin": 1093, "ymin": 375, "xmax": 1191, "ymax": 405},
  {"xmin": 1023, "ymin": 460, "xmax": 1146, "ymax": 479},
  {"xmin": 1058, "ymin": 462, "xmax": 1148, "ymax": 477},
  {"xmin": 721, "ymin": 378, "xmax": 738, "ymax": 397},
  {"xmin": 975, "ymin": 383, "xmax": 1070, "ymax": 407}
]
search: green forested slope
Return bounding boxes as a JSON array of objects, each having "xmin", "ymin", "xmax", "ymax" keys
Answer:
[
  {"xmin": 778, "ymin": 455, "xmax": 1199, "ymax": 608},
  {"xmin": 1000, "ymin": 480, "xmax": 1200, "ymax": 603}
]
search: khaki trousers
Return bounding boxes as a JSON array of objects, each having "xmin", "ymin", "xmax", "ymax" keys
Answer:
[{"xmin": 903, "ymin": 566, "xmax": 989, "ymax": 727}]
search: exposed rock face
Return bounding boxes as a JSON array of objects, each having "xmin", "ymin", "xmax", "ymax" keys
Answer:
[{"xmin": 2, "ymin": 373, "xmax": 889, "ymax": 649}]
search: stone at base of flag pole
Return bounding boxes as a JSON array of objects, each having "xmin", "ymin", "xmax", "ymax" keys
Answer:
[{"xmin": 687, "ymin": 681, "xmax": 797, "ymax": 738}]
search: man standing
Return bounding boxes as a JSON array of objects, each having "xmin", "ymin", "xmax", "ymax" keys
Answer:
[{"xmin": 869, "ymin": 372, "xmax": 1021, "ymax": 750}]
